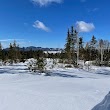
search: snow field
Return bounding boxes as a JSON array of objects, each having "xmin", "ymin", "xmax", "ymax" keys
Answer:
[{"xmin": 0, "ymin": 60, "xmax": 110, "ymax": 110}]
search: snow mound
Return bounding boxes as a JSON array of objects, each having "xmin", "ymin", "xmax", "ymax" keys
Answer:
[{"xmin": 92, "ymin": 92, "xmax": 110, "ymax": 110}]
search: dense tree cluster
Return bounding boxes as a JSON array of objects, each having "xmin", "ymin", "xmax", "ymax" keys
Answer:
[
  {"xmin": 0, "ymin": 41, "xmax": 45, "ymax": 63},
  {"xmin": 64, "ymin": 26, "xmax": 110, "ymax": 66}
]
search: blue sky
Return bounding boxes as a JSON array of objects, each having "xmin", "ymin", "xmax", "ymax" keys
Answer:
[{"xmin": 0, "ymin": 0, "xmax": 110, "ymax": 48}]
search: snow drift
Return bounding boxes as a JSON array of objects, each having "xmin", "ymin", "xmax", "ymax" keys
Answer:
[{"xmin": 92, "ymin": 92, "xmax": 110, "ymax": 110}]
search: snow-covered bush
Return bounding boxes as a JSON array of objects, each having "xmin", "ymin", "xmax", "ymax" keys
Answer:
[
  {"xmin": 45, "ymin": 58, "xmax": 59, "ymax": 69},
  {"xmin": 27, "ymin": 58, "xmax": 47, "ymax": 73},
  {"xmin": 36, "ymin": 57, "xmax": 47, "ymax": 73},
  {"xmin": 27, "ymin": 58, "xmax": 37, "ymax": 72}
]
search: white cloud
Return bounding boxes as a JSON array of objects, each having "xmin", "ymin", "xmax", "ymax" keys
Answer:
[
  {"xmin": 76, "ymin": 21, "xmax": 95, "ymax": 32},
  {"xmin": 33, "ymin": 20, "xmax": 50, "ymax": 32},
  {"xmin": 31, "ymin": 0, "xmax": 62, "ymax": 6}
]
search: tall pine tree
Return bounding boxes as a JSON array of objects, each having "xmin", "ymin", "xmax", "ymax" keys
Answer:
[
  {"xmin": 90, "ymin": 35, "xmax": 97, "ymax": 60},
  {"xmin": 65, "ymin": 29, "xmax": 72, "ymax": 63},
  {"xmin": 64, "ymin": 26, "xmax": 78, "ymax": 65}
]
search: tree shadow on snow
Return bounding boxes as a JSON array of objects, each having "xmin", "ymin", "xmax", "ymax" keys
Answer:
[
  {"xmin": 96, "ymin": 69, "xmax": 110, "ymax": 75},
  {"xmin": 0, "ymin": 69, "xmax": 13, "ymax": 74},
  {"xmin": 46, "ymin": 72, "xmax": 83, "ymax": 78},
  {"xmin": 0, "ymin": 67, "xmax": 28, "ymax": 74}
]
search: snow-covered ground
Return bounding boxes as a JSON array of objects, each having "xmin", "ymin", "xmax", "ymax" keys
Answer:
[{"xmin": 0, "ymin": 62, "xmax": 110, "ymax": 110}]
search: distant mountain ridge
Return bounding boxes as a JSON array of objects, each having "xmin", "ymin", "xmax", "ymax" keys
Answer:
[{"xmin": 4, "ymin": 46, "xmax": 63, "ymax": 51}]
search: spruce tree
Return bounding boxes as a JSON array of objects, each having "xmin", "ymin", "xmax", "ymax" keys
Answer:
[
  {"xmin": 90, "ymin": 35, "xmax": 97, "ymax": 49},
  {"xmin": 8, "ymin": 43, "xmax": 14, "ymax": 64},
  {"xmin": 8, "ymin": 41, "xmax": 20, "ymax": 63},
  {"xmin": 65, "ymin": 29, "xmax": 72, "ymax": 64},
  {"xmin": 79, "ymin": 37, "xmax": 84, "ymax": 60},
  {"xmin": 79, "ymin": 37, "xmax": 83, "ymax": 49},
  {"xmin": 90, "ymin": 35, "xmax": 97, "ymax": 60},
  {"xmin": 64, "ymin": 26, "xmax": 78, "ymax": 65},
  {"xmin": 13, "ymin": 40, "xmax": 17, "ymax": 62}
]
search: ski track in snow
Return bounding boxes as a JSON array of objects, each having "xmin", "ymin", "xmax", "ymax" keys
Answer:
[{"xmin": 0, "ymin": 63, "xmax": 110, "ymax": 110}]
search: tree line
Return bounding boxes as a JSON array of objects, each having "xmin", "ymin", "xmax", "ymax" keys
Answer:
[
  {"xmin": 64, "ymin": 26, "xmax": 110, "ymax": 66},
  {"xmin": 0, "ymin": 26, "xmax": 110, "ymax": 67},
  {"xmin": 0, "ymin": 41, "xmax": 62, "ymax": 64}
]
